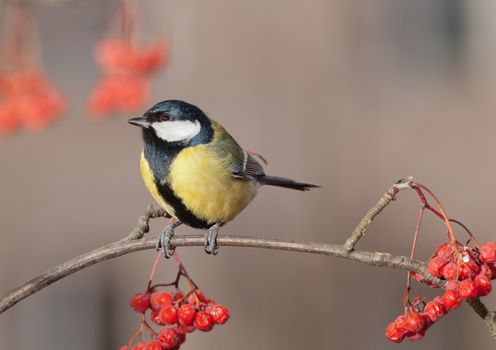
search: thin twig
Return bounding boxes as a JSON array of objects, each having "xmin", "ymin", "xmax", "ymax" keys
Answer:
[
  {"xmin": 122, "ymin": 205, "xmax": 168, "ymax": 241},
  {"xmin": 343, "ymin": 177, "xmax": 413, "ymax": 252}
]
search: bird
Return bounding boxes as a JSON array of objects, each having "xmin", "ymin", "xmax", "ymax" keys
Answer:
[{"xmin": 128, "ymin": 100, "xmax": 319, "ymax": 258}]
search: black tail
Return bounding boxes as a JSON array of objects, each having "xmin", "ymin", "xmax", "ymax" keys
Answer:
[{"xmin": 258, "ymin": 175, "xmax": 320, "ymax": 191}]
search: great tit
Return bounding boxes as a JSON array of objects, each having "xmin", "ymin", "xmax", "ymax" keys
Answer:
[{"xmin": 128, "ymin": 100, "xmax": 319, "ymax": 257}]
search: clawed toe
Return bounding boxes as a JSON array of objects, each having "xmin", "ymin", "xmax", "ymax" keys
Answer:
[
  {"xmin": 204, "ymin": 223, "xmax": 220, "ymax": 255},
  {"xmin": 157, "ymin": 221, "xmax": 182, "ymax": 258}
]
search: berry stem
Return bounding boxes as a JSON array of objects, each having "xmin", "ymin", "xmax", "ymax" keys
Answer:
[
  {"xmin": 412, "ymin": 182, "xmax": 457, "ymax": 244},
  {"xmin": 404, "ymin": 204, "xmax": 425, "ymax": 312},
  {"xmin": 146, "ymin": 251, "xmax": 162, "ymax": 292},
  {"xmin": 422, "ymin": 204, "xmax": 479, "ymax": 247}
]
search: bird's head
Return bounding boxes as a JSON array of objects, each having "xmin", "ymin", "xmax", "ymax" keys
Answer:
[{"xmin": 128, "ymin": 100, "xmax": 213, "ymax": 146}]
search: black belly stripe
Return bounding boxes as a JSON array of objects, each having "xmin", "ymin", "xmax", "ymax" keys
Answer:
[
  {"xmin": 143, "ymin": 128, "xmax": 216, "ymax": 230},
  {"xmin": 155, "ymin": 180, "xmax": 212, "ymax": 229}
]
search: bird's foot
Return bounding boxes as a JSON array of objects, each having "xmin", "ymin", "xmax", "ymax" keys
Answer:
[
  {"xmin": 204, "ymin": 223, "xmax": 220, "ymax": 255},
  {"xmin": 156, "ymin": 220, "xmax": 182, "ymax": 258}
]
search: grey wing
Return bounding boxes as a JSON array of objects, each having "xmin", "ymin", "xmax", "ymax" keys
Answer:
[{"xmin": 230, "ymin": 150, "xmax": 265, "ymax": 180}]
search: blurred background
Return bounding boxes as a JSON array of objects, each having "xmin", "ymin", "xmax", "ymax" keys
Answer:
[{"xmin": 1, "ymin": 0, "xmax": 496, "ymax": 348}]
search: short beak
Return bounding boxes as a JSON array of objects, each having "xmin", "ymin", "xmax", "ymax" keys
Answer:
[{"xmin": 128, "ymin": 117, "xmax": 149, "ymax": 128}]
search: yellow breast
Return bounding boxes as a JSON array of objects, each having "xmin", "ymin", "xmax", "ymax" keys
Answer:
[
  {"xmin": 140, "ymin": 150, "xmax": 177, "ymax": 217},
  {"xmin": 168, "ymin": 144, "xmax": 257, "ymax": 224}
]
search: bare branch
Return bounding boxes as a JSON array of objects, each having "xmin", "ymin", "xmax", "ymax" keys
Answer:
[
  {"xmin": 1, "ymin": 176, "xmax": 494, "ymax": 341},
  {"xmin": 0, "ymin": 234, "xmax": 437, "ymax": 315},
  {"xmin": 343, "ymin": 177, "xmax": 413, "ymax": 252},
  {"xmin": 465, "ymin": 298, "xmax": 496, "ymax": 338}
]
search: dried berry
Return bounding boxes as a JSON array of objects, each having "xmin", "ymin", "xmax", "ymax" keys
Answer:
[
  {"xmin": 178, "ymin": 304, "xmax": 197, "ymax": 326},
  {"xmin": 130, "ymin": 293, "xmax": 150, "ymax": 313},
  {"xmin": 386, "ymin": 322, "xmax": 405, "ymax": 343},
  {"xmin": 144, "ymin": 341, "xmax": 161, "ymax": 350},
  {"xmin": 150, "ymin": 291, "xmax": 174, "ymax": 310},
  {"xmin": 194, "ymin": 311, "xmax": 214, "ymax": 331},
  {"xmin": 474, "ymin": 274, "xmax": 492, "ymax": 296},
  {"xmin": 404, "ymin": 312, "xmax": 425, "ymax": 333},
  {"xmin": 458, "ymin": 279, "xmax": 478, "ymax": 299},
  {"xmin": 159, "ymin": 305, "xmax": 179, "ymax": 325},
  {"xmin": 158, "ymin": 328, "xmax": 182, "ymax": 349},
  {"xmin": 424, "ymin": 301, "xmax": 445, "ymax": 322},
  {"xmin": 209, "ymin": 304, "xmax": 230, "ymax": 325},
  {"xmin": 442, "ymin": 290, "xmax": 462, "ymax": 310},
  {"xmin": 480, "ymin": 242, "xmax": 496, "ymax": 264}
]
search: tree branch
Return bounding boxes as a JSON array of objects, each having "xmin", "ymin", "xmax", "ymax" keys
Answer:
[
  {"xmin": 344, "ymin": 177, "xmax": 412, "ymax": 252},
  {"xmin": 0, "ymin": 234, "xmax": 437, "ymax": 315},
  {"xmin": 1, "ymin": 178, "xmax": 494, "ymax": 340}
]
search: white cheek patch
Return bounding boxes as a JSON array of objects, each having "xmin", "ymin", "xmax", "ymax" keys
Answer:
[{"xmin": 153, "ymin": 120, "xmax": 201, "ymax": 142}]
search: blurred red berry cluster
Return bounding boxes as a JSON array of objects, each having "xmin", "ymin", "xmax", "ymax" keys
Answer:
[
  {"xmin": 0, "ymin": 71, "xmax": 65, "ymax": 134},
  {"xmin": 385, "ymin": 182, "xmax": 496, "ymax": 343},
  {"xmin": 88, "ymin": 0, "xmax": 168, "ymax": 117},
  {"xmin": 387, "ymin": 241, "xmax": 496, "ymax": 343},
  {"xmin": 0, "ymin": 4, "xmax": 66, "ymax": 135},
  {"xmin": 120, "ymin": 254, "xmax": 229, "ymax": 350}
]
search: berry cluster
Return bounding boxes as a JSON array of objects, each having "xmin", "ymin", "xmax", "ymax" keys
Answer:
[
  {"xmin": 0, "ymin": 4, "xmax": 65, "ymax": 135},
  {"xmin": 88, "ymin": 1, "xmax": 168, "ymax": 117},
  {"xmin": 0, "ymin": 71, "xmax": 65, "ymax": 134},
  {"xmin": 120, "ymin": 254, "xmax": 229, "ymax": 349},
  {"xmin": 385, "ymin": 182, "xmax": 496, "ymax": 343},
  {"xmin": 387, "ymin": 241, "xmax": 496, "ymax": 342}
]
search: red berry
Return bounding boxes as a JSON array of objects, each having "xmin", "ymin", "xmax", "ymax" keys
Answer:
[
  {"xmin": 460, "ymin": 251, "xmax": 481, "ymax": 275},
  {"xmin": 459, "ymin": 262, "xmax": 477, "ymax": 280},
  {"xmin": 178, "ymin": 304, "xmax": 197, "ymax": 326},
  {"xmin": 151, "ymin": 309, "xmax": 166, "ymax": 326},
  {"xmin": 407, "ymin": 329, "xmax": 426, "ymax": 342},
  {"xmin": 393, "ymin": 315, "xmax": 408, "ymax": 334},
  {"xmin": 196, "ymin": 290, "xmax": 207, "ymax": 302},
  {"xmin": 420, "ymin": 312, "xmax": 433, "ymax": 329},
  {"xmin": 158, "ymin": 328, "xmax": 182, "ymax": 349},
  {"xmin": 404, "ymin": 312, "xmax": 425, "ymax": 333},
  {"xmin": 130, "ymin": 293, "xmax": 150, "ymax": 313},
  {"xmin": 386, "ymin": 322, "xmax": 405, "ymax": 343},
  {"xmin": 441, "ymin": 263, "xmax": 457, "ymax": 280},
  {"xmin": 172, "ymin": 328, "xmax": 187, "ymax": 344},
  {"xmin": 194, "ymin": 311, "xmax": 214, "ymax": 331},
  {"xmin": 458, "ymin": 279, "xmax": 479, "ymax": 299},
  {"xmin": 442, "ymin": 289, "xmax": 462, "ymax": 310},
  {"xmin": 445, "ymin": 280, "xmax": 459, "ymax": 291},
  {"xmin": 209, "ymin": 304, "xmax": 230, "ymax": 325},
  {"xmin": 176, "ymin": 324, "xmax": 195, "ymax": 334},
  {"xmin": 119, "ymin": 347, "xmax": 129, "ymax": 350},
  {"xmin": 434, "ymin": 242, "xmax": 452, "ymax": 259},
  {"xmin": 432, "ymin": 296, "xmax": 444, "ymax": 305},
  {"xmin": 144, "ymin": 341, "xmax": 162, "ymax": 350},
  {"xmin": 159, "ymin": 305, "xmax": 179, "ymax": 325},
  {"xmin": 480, "ymin": 265, "xmax": 494, "ymax": 280},
  {"xmin": 427, "ymin": 257, "xmax": 444, "ymax": 277},
  {"xmin": 480, "ymin": 242, "xmax": 496, "ymax": 263},
  {"xmin": 424, "ymin": 301, "xmax": 445, "ymax": 322},
  {"xmin": 474, "ymin": 274, "xmax": 492, "ymax": 296},
  {"xmin": 132, "ymin": 343, "xmax": 146, "ymax": 350},
  {"xmin": 187, "ymin": 290, "xmax": 207, "ymax": 304},
  {"xmin": 174, "ymin": 291, "xmax": 185, "ymax": 301},
  {"xmin": 150, "ymin": 291, "xmax": 174, "ymax": 310}
]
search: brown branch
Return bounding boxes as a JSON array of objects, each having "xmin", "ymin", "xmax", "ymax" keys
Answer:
[
  {"xmin": 465, "ymin": 298, "xmax": 496, "ymax": 338},
  {"xmin": 0, "ymin": 234, "xmax": 439, "ymax": 315},
  {"xmin": 343, "ymin": 177, "xmax": 413, "ymax": 252},
  {"xmin": 1, "ymin": 177, "xmax": 494, "ymax": 340}
]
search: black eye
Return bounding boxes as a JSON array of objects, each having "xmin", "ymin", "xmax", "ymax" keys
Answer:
[{"xmin": 160, "ymin": 114, "xmax": 170, "ymax": 122}]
